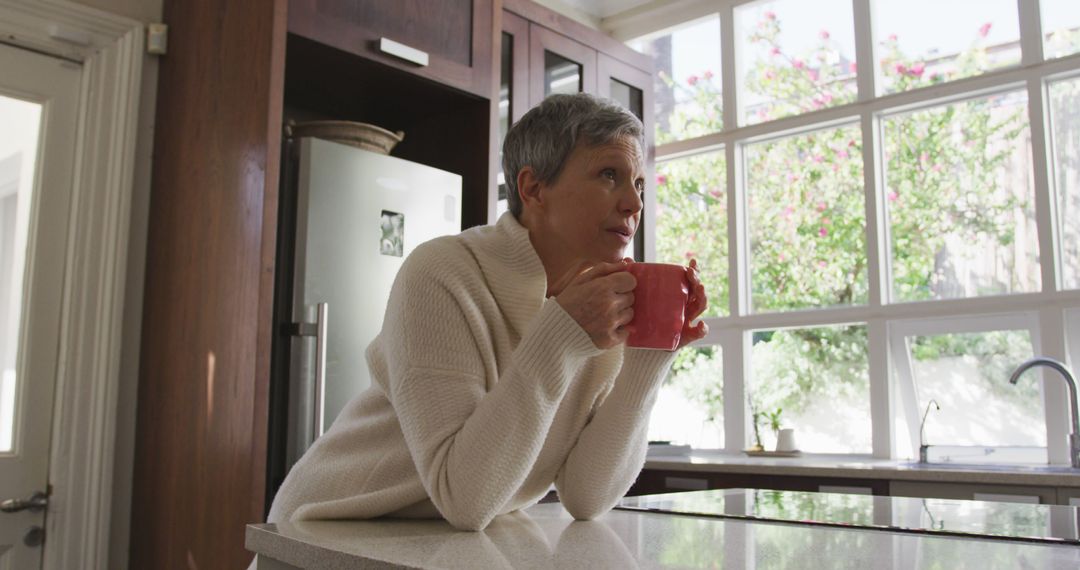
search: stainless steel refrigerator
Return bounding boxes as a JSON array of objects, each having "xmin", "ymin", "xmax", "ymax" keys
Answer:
[{"xmin": 266, "ymin": 136, "xmax": 462, "ymax": 501}]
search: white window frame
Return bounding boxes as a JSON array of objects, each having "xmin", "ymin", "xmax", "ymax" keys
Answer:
[{"xmin": 626, "ymin": 0, "xmax": 1080, "ymax": 463}]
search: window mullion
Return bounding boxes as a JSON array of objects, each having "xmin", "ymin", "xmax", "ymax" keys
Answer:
[
  {"xmin": 1028, "ymin": 76, "xmax": 1062, "ymax": 293},
  {"xmin": 1018, "ymin": 0, "xmax": 1045, "ymax": 65},
  {"xmin": 1037, "ymin": 307, "xmax": 1072, "ymax": 465},
  {"xmin": 869, "ymin": 318, "xmax": 894, "ymax": 458},
  {"xmin": 852, "ymin": 0, "xmax": 876, "ymax": 101}
]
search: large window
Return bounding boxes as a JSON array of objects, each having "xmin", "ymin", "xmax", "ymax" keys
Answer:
[{"xmin": 629, "ymin": 0, "xmax": 1080, "ymax": 460}]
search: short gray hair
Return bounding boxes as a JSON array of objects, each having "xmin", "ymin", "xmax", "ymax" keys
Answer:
[{"xmin": 502, "ymin": 93, "xmax": 645, "ymax": 218}]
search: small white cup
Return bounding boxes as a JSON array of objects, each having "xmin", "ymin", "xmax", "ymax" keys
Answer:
[{"xmin": 775, "ymin": 428, "xmax": 797, "ymax": 452}]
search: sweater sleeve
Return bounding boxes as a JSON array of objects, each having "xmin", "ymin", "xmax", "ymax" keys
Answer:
[
  {"xmin": 553, "ymin": 347, "xmax": 677, "ymax": 520},
  {"xmin": 383, "ymin": 245, "xmax": 602, "ymax": 531}
]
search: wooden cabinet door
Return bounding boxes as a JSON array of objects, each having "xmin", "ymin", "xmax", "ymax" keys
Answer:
[
  {"xmin": 528, "ymin": 23, "xmax": 596, "ymax": 106},
  {"xmin": 497, "ymin": 10, "xmax": 531, "ymax": 215},
  {"xmin": 597, "ymin": 53, "xmax": 653, "ymax": 260},
  {"xmin": 289, "ymin": 0, "xmax": 494, "ymax": 97}
]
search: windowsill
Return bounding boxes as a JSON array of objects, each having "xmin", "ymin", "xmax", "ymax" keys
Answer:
[{"xmin": 643, "ymin": 449, "xmax": 1080, "ymax": 487}]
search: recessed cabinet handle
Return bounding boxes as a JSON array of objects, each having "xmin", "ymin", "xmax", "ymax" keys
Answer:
[{"xmin": 379, "ymin": 37, "xmax": 429, "ymax": 67}]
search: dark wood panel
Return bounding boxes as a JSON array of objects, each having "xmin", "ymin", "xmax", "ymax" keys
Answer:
[
  {"xmin": 629, "ymin": 469, "xmax": 891, "ymax": 497},
  {"xmin": 504, "ymin": 0, "xmax": 650, "ymax": 71},
  {"xmin": 282, "ymin": 34, "xmax": 492, "ymax": 230},
  {"xmin": 130, "ymin": 0, "xmax": 287, "ymax": 567},
  {"xmin": 289, "ymin": 0, "xmax": 494, "ymax": 98}
]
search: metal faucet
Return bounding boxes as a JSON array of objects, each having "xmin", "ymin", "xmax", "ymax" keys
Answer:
[
  {"xmin": 1008, "ymin": 357, "xmax": 1080, "ymax": 469},
  {"xmin": 919, "ymin": 399, "xmax": 940, "ymax": 463}
]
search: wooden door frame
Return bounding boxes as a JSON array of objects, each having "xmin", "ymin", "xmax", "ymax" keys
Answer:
[{"xmin": 0, "ymin": 2, "xmax": 143, "ymax": 568}]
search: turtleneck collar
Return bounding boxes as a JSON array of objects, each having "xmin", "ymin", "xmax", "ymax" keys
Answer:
[{"xmin": 459, "ymin": 212, "xmax": 550, "ymax": 338}]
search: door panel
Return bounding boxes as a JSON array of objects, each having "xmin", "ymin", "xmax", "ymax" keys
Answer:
[{"xmin": 0, "ymin": 43, "xmax": 81, "ymax": 569}]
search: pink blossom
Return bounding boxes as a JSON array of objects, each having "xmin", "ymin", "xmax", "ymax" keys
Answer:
[
  {"xmin": 816, "ymin": 202, "xmax": 827, "ymax": 212},
  {"xmin": 822, "ymin": 217, "xmax": 832, "ymax": 225},
  {"xmin": 770, "ymin": 46, "xmax": 781, "ymax": 56},
  {"xmin": 793, "ymin": 58, "xmax": 805, "ymax": 69},
  {"xmin": 764, "ymin": 69, "xmax": 776, "ymax": 80},
  {"xmin": 932, "ymin": 164, "xmax": 943, "ymax": 172},
  {"xmin": 910, "ymin": 62, "xmax": 926, "ymax": 77},
  {"xmin": 787, "ymin": 173, "xmax": 799, "ymax": 182},
  {"xmin": 765, "ymin": 10, "xmax": 776, "ymax": 20},
  {"xmin": 778, "ymin": 253, "xmax": 787, "ymax": 262},
  {"xmin": 657, "ymin": 174, "xmax": 667, "ymax": 186},
  {"xmin": 888, "ymin": 33, "xmax": 898, "ymax": 42},
  {"xmin": 818, "ymin": 227, "xmax": 828, "ymax": 237},
  {"xmin": 818, "ymin": 260, "xmax": 828, "ymax": 268},
  {"xmin": 684, "ymin": 251, "xmax": 697, "ymax": 260},
  {"xmin": 848, "ymin": 139, "xmax": 857, "ymax": 147},
  {"xmin": 894, "ymin": 63, "xmax": 907, "ymax": 74},
  {"xmin": 929, "ymin": 72, "xmax": 941, "ymax": 81},
  {"xmin": 820, "ymin": 29, "xmax": 830, "ymax": 40},
  {"xmin": 837, "ymin": 149, "xmax": 849, "ymax": 160},
  {"xmin": 688, "ymin": 74, "xmax": 699, "ymax": 86},
  {"xmin": 813, "ymin": 154, "xmax": 825, "ymax": 163},
  {"xmin": 849, "ymin": 62, "xmax": 857, "ymax": 74},
  {"xmin": 821, "ymin": 92, "xmax": 833, "ymax": 104},
  {"xmin": 978, "ymin": 22, "xmax": 992, "ymax": 38},
  {"xmin": 808, "ymin": 68, "xmax": 820, "ymax": 81},
  {"xmin": 704, "ymin": 70, "xmax": 714, "ymax": 80},
  {"xmin": 812, "ymin": 97, "xmax": 825, "ymax": 109},
  {"xmin": 888, "ymin": 191, "xmax": 898, "ymax": 202},
  {"xmin": 919, "ymin": 152, "xmax": 929, "ymax": 163},
  {"xmin": 709, "ymin": 189, "xmax": 723, "ymax": 199}
]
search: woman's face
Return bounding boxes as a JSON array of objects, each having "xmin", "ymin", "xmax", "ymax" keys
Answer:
[{"xmin": 533, "ymin": 135, "xmax": 645, "ymax": 264}]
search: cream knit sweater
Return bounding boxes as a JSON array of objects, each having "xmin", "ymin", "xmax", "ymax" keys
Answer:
[{"xmin": 266, "ymin": 213, "xmax": 677, "ymax": 531}]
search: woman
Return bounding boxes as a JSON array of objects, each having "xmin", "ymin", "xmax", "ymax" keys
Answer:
[{"xmin": 266, "ymin": 93, "xmax": 708, "ymax": 532}]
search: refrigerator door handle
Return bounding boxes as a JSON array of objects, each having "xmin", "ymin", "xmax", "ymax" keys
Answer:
[{"xmin": 313, "ymin": 302, "xmax": 329, "ymax": 442}]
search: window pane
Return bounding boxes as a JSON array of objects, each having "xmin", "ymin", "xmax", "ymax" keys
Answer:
[
  {"xmin": 630, "ymin": 15, "xmax": 722, "ymax": 143},
  {"xmin": 655, "ymin": 150, "xmax": 728, "ymax": 317},
  {"xmin": 1042, "ymin": 0, "xmax": 1080, "ymax": 59},
  {"xmin": 906, "ymin": 330, "xmax": 1042, "ymax": 450},
  {"xmin": 1050, "ymin": 76, "xmax": 1080, "ymax": 290},
  {"xmin": 883, "ymin": 91, "xmax": 1039, "ymax": 302},
  {"xmin": 649, "ymin": 346, "xmax": 724, "ymax": 448},
  {"xmin": 736, "ymin": 0, "xmax": 857, "ymax": 125},
  {"xmin": 0, "ymin": 94, "xmax": 42, "ymax": 452},
  {"xmin": 875, "ymin": 0, "xmax": 1021, "ymax": 94},
  {"xmin": 749, "ymin": 324, "xmax": 871, "ymax": 453},
  {"xmin": 745, "ymin": 124, "xmax": 866, "ymax": 312},
  {"xmin": 544, "ymin": 51, "xmax": 582, "ymax": 96},
  {"xmin": 609, "ymin": 78, "xmax": 644, "ymax": 122}
]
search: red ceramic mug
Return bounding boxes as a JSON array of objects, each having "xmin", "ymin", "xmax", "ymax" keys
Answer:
[{"xmin": 625, "ymin": 262, "xmax": 690, "ymax": 351}]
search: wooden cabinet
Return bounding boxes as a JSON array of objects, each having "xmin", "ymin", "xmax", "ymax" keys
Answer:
[
  {"xmin": 890, "ymin": 480, "xmax": 1057, "ymax": 504},
  {"xmin": 497, "ymin": 0, "xmax": 654, "ymax": 257},
  {"xmin": 288, "ymin": 0, "xmax": 494, "ymax": 98}
]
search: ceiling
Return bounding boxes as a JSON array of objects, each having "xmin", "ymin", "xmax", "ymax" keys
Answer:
[{"xmin": 554, "ymin": 0, "xmax": 658, "ymax": 19}]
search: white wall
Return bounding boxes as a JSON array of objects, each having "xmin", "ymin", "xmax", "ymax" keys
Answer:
[{"xmin": 67, "ymin": 1, "xmax": 162, "ymax": 568}]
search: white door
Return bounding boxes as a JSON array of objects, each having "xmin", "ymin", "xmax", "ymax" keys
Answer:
[{"xmin": 0, "ymin": 43, "xmax": 80, "ymax": 568}]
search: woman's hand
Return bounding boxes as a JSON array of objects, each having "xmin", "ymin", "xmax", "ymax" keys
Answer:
[
  {"xmin": 678, "ymin": 259, "xmax": 709, "ymax": 349},
  {"xmin": 555, "ymin": 260, "xmax": 637, "ymax": 350}
]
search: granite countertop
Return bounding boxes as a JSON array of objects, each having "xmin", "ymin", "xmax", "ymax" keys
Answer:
[
  {"xmin": 247, "ymin": 501, "xmax": 1080, "ymax": 569},
  {"xmin": 644, "ymin": 450, "xmax": 1080, "ymax": 486}
]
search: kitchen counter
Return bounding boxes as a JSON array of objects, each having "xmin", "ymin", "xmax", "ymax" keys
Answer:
[
  {"xmin": 644, "ymin": 450, "xmax": 1080, "ymax": 487},
  {"xmin": 247, "ymin": 500, "xmax": 1080, "ymax": 569}
]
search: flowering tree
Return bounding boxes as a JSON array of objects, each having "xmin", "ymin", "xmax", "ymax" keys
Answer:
[{"xmin": 655, "ymin": 14, "xmax": 1052, "ymax": 447}]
